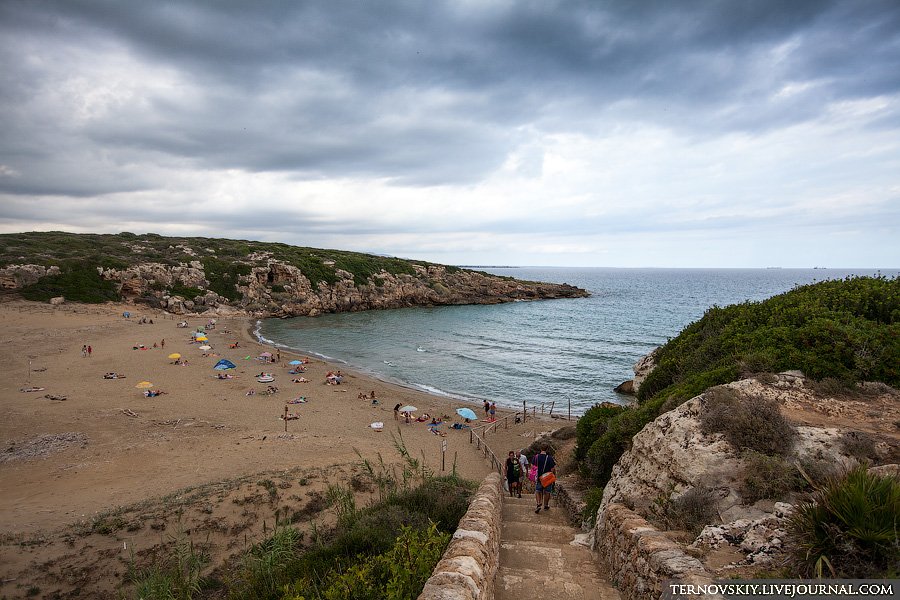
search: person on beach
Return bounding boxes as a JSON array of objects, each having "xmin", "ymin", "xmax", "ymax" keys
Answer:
[
  {"xmin": 505, "ymin": 451, "xmax": 521, "ymax": 498},
  {"xmin": 489, "ymin": 402, "xmax": 496, "ymax": 421},
  {"xmin": 533, "ymin": 446, "xmax": 556, "ymax": 513},
  {"xmin": 394, "ymin": 403, "xmax": 401, "ymax": 421},
  {"xmin": 483, "ymin": 400, "xmax": 490, "ymax": 419},
  {"xmin": 81, "ymin": 345, "xmax": 87, "ymax": 358},
  {"xmin": 161, "ymin": 339, "xmax": 165, "ymax": 349},
  {"xmin": 87, "ymin": 345, "xmax": 92, "ymax": 357}
]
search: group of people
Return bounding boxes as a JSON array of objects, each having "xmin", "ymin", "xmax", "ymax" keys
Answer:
[
  {"xmin": 325, "ymin": 371, "xmax": 343, "ymax": 385},
  {"xmin": 482, "ymin": 400, "xmax": 497, "ymax": 421},
  {"xmin": 504, "ymin": 446, "xmax": 556, "ymax": 513}
]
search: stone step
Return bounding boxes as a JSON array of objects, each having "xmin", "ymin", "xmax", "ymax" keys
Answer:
[
  {"xmin": 502, "ymin": 504, "xmax": 571, "ymax": 527},
  {"xmin": 501, "ymin": 519, "xmax": 578, "ymax": 544},
  {"xmin": 495, "ymin": 564, "xmax": 620, "ymax": 600}
]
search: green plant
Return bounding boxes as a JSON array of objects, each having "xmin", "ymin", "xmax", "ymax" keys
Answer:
[
  {"xmin": 20, "ymin": 262, "xmax": 120, "ymax": 303},
  {"xmin": 700, "ymin": 388, "xmax": 796, "ymax": 456},
  {"xmin": 282, "ymin": 523, "xmax": 449, "ymax": 600},
  {"xmin": 229, "ymin": 525, "xmax": 301, "ymax": 600},
  {"xmin": 741, "ymin": 452, "xmax": 804, "ymax": 503},
  {"xmin": 660, "ymin": 486, "xmax": 719, "ymax": 534},
  {"xmin": 839, "ymin": 431, "xmax": 878, "ymax": 462},
  {"xmin": 124, "ymin": 525, "xmax": 209, "ymax": 600},
  {"xmin": 582, "ymin": 486, "xmax": 604, "ymax": 526},
  {"xmin": 785, "ymin": 465, "xmax": 899, "ymax": 578}
]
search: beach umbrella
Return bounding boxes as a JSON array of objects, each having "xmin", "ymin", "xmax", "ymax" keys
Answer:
[
  {"xmin": 213, "ymin": 359, "xmax": 236, "ymax": 370},
  {"xmin": 168, "ymin": 353, "xmax": 181, "ymax": 360},
  {"xmin": 288, "ymin": 360, "xmax": 303, "ymax": 365},
  {"xmin": 135, "ymin": 381, "xmax": 153, "ymax": 389},
  {"xmin": 198, "ymin": 345, "xmax": 212, "ymax": 351},
  {"xmin": 195, "ymin": 336, "xmax": 208, "ymax": 342},
  {"xmin": 399, "ymin": 405, "xmax": 417, "ymax": 413},
  {"xmin": 456, "ymin": 407, "xmax": 477, "ymax": 421},
  {"xmin": 260, "ymin": 352, "xmax": 273, "ymax": 358}
]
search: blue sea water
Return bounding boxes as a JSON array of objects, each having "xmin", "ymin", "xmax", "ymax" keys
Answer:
[{"xmin": 256, "ymin": 268, "xmax": 896, "ymax": 416}]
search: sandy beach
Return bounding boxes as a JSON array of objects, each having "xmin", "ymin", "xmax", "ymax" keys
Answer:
[{"xmin": 0, "ymin": 298, "xmax": 557, "ymax": 598}]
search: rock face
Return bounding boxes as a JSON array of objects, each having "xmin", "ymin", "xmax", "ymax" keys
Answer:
[
  {"xmin": 631, "ymin": 348, "xmax": 658, "ymax": 395},
  {"xmin": 8, "ymin": 260, "xmax": 588, "ymax": 317},
  {"xmin": 592, "ymin": 373, "xmax": 900, "ymax": 588},
  {"xmin": 0, "ymin": 264, "xmax": 60, "ymax": 289}
]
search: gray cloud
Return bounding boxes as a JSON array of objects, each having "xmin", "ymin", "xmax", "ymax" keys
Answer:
[{"xmin": 0, "ymin": 0, "xmax": 897, "ymax": 267}]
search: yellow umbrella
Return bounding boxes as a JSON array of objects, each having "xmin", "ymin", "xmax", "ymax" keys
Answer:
[
  {"xmin": 195, "ymin": 336, "xmax": 208, "ymax": 342},
  {"xmin": 135, "ymin": 381, "xmax": 153, "ymax": 389},
  {"xmin": 168, "ymin": 353, "xmax": 182, "ymax": 360}
]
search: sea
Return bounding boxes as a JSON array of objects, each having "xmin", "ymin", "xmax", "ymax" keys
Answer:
[{"xmin": 255, "ymin": 268, "xmax": 897, "ymax": 417}]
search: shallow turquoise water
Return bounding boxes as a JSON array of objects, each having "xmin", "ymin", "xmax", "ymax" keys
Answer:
[{"xmin": 256, "ymin": 268, "xmax": 896, "ymax": 416}]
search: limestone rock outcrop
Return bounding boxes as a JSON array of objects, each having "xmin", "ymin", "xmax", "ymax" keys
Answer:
[
  {"xmin": 593, "ymin": 373, "xmax": 900, "ymax": 584},
  {"xmin": 5, "ymin": 259, "xmax": 588, "ymax": 318},
  {"xmin": 631, "ymin": 348, "xmax": 658, "ymax": 395},
  {"xmin": 0, "ymin": 264, "xmax": 60, "ymax": 289}
]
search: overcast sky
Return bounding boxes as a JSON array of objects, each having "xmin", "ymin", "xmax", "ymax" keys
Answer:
[{"xmin": 1, "ymin": 1, "xmax": 898, "ymax": 267}]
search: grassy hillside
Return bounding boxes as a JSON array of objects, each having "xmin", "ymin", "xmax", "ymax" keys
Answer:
[
  {"xmin": 577, "ymin": 276, "xmax": 900, "ymax": 490},
  {"xmin": 0, "ymin": 231, "xmax": 467, "ymax": 302}
]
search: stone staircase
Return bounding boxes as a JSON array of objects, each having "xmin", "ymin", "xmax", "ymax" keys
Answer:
[{"xmin": 495, "ymin": 494, "xmax": 621, "ymax": 600}]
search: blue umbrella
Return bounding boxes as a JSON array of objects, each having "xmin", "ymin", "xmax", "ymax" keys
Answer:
[
  {"xmin": 213, "ymin": 359, "xmax": 237, "ymax": 370},
  {"xmin": 456, "ymin": 408, "xmax": 477, "ymax": 421},
  {"xmin": 289, "ymin": 360, "xmax": 303, "ymax": 365}
]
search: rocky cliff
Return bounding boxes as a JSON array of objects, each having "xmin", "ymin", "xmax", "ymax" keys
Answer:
[
  {"xmin": 592, "ymin": 371, "xmax": 900, "ymax": 590},
  {"xmin": 0, "ymin": 233, "xmax": 588, "ymax": 316}
]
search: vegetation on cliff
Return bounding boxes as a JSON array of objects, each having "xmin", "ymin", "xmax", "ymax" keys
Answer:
[
  {"xmin": 1, "ymin": 231, "xmax": 586, "ymax": 313},
  {"xmin": 578, "ymin": 276, "xmax": 900, "ymax": 490}
]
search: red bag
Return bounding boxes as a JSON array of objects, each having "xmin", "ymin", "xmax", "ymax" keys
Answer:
[{"xmin": 539, "ymin": 471, "xmax": 556, "ymax": 487}]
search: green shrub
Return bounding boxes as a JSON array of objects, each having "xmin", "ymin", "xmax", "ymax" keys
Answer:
[
  {"xmin": 741, "ymin": 452, "xmax": 804, "ymax": 503},
  {"xmin": 839, "ymin": 431, "xmax": 878, "ymax": 462},
  {"xmin": 660, "ymin": 486, "xmax": 719, "ymax": 534},
  {"xmin": 785, "ymin": 465, "xmax": 899, "ymax": 578},
  {"xmin": 582, "ymin": 486, "xmax": 605, "ymax": 526},
  {"xmin": 20, "ymin": 263, "xmax": 120, "ymax": 303},
  {"xmin": 575, "ymin": 403, "xmax": 626, "ymax": 460},
  {"xmin": 282, "ymin": 523, "xmax": 449, "ymax": 600},
  {"xmin": 700, "ymin": 388, "xmax": 796, "ymax": 456}
]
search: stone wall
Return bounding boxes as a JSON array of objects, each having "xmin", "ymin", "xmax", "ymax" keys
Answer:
[
  {"xmin": 595, "ymin": 503, "xmax": 713, "ymax": 600},
  {"xmin": 418, "ymin": 472, "xmax": 502, "ymax": 600}
]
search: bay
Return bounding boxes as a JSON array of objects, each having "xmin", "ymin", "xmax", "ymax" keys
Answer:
[{"xmin": 256, "ymin": 268, "xmax": 896, "ymax": 416}]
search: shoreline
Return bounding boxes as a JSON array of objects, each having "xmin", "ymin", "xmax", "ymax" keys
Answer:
[
  {"xmin": 1, "ymin": 299, "xmax": 556, "ymax": 533},
  {"xmin": 248, "ymin": 317, "xmax": 498, "ymax": 408}
]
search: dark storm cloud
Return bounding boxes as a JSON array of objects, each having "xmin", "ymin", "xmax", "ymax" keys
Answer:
[{"xmin": 0, "ymin": 0, "xmax": 898, "ymax": 198}]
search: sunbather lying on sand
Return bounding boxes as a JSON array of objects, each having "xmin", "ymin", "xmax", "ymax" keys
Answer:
[{"xmin": 143, "ymin": 389, "xmax": 166, "ymax": 397}]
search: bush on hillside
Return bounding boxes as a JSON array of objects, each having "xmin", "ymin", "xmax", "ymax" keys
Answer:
[
  {"xmin": 700, "ymin": 388, "xmax": 796, "ymax": 456},
  {"xmin": 741, "ymin": 452, "xmax": 804, "ymax": 503},
  {"xmin": 658, "ymin": 486, "xmax": 719, "ymax": 535},
  {"xmin": 785, "ymin": 465, "xmax": 900, "ymax": 578},
  {"xmin": 20, "ymin": 263, "xmax": 120, "ymax": 303}
]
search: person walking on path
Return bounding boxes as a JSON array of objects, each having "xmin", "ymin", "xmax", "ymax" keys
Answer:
[
  {"xmin": 81, "ymin": 345, "xmax": 87, "ymax": 358},
  {"xmin": 517, "ymin": 450, "xmax": 530, "ymax": 493},
  {"xmin": 533, "ymin": 446, "xmax": 556, "ymax": 513},
  {"xmin": 87, "ymin": 345, "xmax": 92, "ymax": 358},
  {"xmin": 505, "ymin": 451, "xmax": 522, "ymax": 498}
]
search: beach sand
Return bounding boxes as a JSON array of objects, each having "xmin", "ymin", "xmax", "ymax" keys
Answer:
[{"xmin": 0, "ymin": 298, "xmax": 557, "ymax": 598}]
